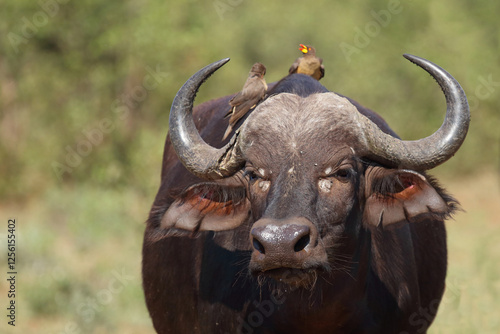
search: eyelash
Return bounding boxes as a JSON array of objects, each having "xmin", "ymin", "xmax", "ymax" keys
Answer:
[
  {"xmin": 335, "ymin": 169, "xmax": 351, "ymax": 179},
  {"xmin": 327, "ymin": 168, "xmax": 355, "ymax": 182},
  {"xmin": 244, "ymin": 169, "xmax": 261, "ymax": 182},
  {"xmin": 246, "ymin": 171, "xmax": 258, "ymax": 181}
]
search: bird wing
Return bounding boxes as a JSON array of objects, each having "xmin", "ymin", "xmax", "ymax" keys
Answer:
[
  {"xmin": 229, "ymin": 91, "xmax": 245, "ymax": 107},
  {"xmin": 223, "ymin": 106, "xmax": 234, "ymax": 119},
  {"xmin": 229, "ymin": 76, "xmax": 264, "ymax": 106},
  {"xmin": 227, "ymin": 77, "xmax": 266, "ymax": 122},
  {"xmin": 288, "ymin": 58, "xmax": 301, "ymax": 74},
  {"xmin": 228, "ymin": 96, "xmax": 260, "ymax": 126},
  {"xmin": 224, "ymin": 92, "xmax": 260, "ymax": 139}
]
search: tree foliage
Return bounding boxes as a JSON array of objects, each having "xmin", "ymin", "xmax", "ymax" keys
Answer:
[{"xmin": 1, "ymin": 0, "xmax": 499, "ymax": 199}]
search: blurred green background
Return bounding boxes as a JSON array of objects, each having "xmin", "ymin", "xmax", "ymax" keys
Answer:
[{"xmin": 0, "ymin": 0, "xmax": 499, "ymax": 333}]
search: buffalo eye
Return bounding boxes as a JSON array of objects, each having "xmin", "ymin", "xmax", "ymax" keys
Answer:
[
  {"xmin": 244, "ymin": 170, "xmax": 259, "ymax": 183},
  {"xmin": 244, "ymin": 167, "xmax": 270, "ymax": 192},
  {"xmin": 244, "ymin": 167, "xmax": 267, "ymax": 182},
  {"xmin": 330, "ymin": 168, "xmax": 353, "ymax": 182}
]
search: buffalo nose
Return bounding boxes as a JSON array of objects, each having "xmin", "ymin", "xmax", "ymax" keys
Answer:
[{"xmin": 251, "ymin": 224, "xmax": 311, "ymax": 256}]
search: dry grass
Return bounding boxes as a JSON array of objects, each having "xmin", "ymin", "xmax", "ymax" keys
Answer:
[{"xmin": 431, "ymin": 170, "xmax": 500, "ymax": 334}]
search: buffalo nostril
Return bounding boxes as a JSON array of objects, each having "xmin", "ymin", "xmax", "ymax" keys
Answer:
[
  {"xmin": 293, "ymin": 234, "xmax": 310, "ymax": 252},
  {"xmin": 253, "ymin": 238, "xmax": 266, "ymax": 254}
]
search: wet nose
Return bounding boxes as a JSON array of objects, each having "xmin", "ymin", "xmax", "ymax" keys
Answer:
[{"xmin": 251, "ymin": 223, "xmax": 311, "ymax": 256}]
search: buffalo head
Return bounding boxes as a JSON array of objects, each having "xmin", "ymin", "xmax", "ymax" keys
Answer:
[{"xmin": 158, "ymin": 55, "xmax": 468, "ymax": 288}]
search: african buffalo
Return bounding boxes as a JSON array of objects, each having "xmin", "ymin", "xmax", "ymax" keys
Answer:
[{"xmin": 142, "ymin": 54, "xmax": 469, "ymax": 333}]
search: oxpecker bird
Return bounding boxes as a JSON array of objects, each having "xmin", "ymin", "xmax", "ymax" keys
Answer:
[
  {"xmin": 288, "ymin": 44, "xmax": 325, "ymax": 80},
  {"xmin": 223, "ymin": 62, "xmax": 267, "ymax": 140}
]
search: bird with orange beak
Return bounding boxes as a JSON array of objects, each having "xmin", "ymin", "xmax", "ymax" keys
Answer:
[{"xmin": 288, "ymin": 44, "xmax": 325, "ymax": 80}]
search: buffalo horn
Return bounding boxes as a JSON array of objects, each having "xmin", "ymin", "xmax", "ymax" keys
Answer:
[
  {"xmin": 358, "ymin": 54, "xmax": 470, "ymax": 171},
  {"xmin": 168, "ymin": 58, "xmax": 244, "ymax": 180}
]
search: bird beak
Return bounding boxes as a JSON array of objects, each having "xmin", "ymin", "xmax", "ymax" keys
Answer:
[{"xmin": 299, "ymin": 44, "xmax": 308, "ymax": 54}]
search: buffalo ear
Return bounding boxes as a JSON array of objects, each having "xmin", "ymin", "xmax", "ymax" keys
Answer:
[
  {"xmin": 160, "ymin": 183, "xmax": 250, "ymax": 233},
  {"xmin": 364, "ymin": 167, "xmax": 451, "ymax": 229}
]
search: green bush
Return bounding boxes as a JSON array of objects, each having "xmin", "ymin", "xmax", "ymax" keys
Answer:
[{"xmin": 2, "ymin": 0, "xmax": 499, "ymax": 200}]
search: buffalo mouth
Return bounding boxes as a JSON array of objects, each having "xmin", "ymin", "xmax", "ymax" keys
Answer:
[{"xmin": 252, "ymin": 267, "xmax": 323, "ymax": 289}]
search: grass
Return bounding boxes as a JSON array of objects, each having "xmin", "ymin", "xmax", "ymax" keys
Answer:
[
  {"xmin": 0, "ymin": 185, "xmax": 154, "ymax": 334},
  {"xmin": 431, "ymin": 169, "xmax": 500, "ymax": 334},
  {"xmin": 0, "ymin": 170, "xmax": 498, "ymax": 333}
]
